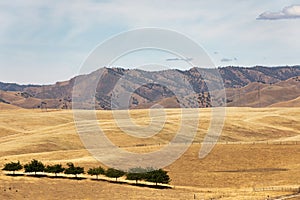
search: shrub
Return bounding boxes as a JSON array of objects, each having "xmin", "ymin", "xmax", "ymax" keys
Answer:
[
  {"xmin": 87, "ymin": 166, "xmax": 105, "ymax": 179},
  {"xmin": 64, "ymin": 162, "xmax": 84, "ymax": 178},
  {"xmin": 145, "ymin": 169, "xmax": 170, "ymax": 185},
  {"xmin": 2, "ymin": 161, "xmax": 23, "ymax": 174},
  {"xmin": 24, "ymin": 159, "xmax": 45, "ymax": 175},
  {"xmin": 105, "ymin": 168, "xmax": 125, "ymax": 181},
  {"xmin": 126, "ymin": 167, "xmax": 149, "ymax": 184},
  {"xmin": 45, "ymin": 164, "xmax": 65, "ymax": 176}
]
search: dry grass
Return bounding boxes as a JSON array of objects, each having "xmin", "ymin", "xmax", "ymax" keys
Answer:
[
  {"xmin": 0, "ymin": 107, "xmax": 299, "ymax": 199},
  {"xmin": 0, "ymin": 103, "xmax": 21, "ymax": 110},
  {"xmin": 270, "ymin": 96, "xmax": 300, "ymax": 107}
]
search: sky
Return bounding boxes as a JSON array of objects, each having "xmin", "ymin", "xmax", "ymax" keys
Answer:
[{"xmin": 0, "ymin": 0, "xmax": 300, "ymax": 84}]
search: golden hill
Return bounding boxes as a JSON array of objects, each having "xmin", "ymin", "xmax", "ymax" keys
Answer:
[
  {"xmin": 270, "ymin": 96, "xmax": 300, "ymax": 107},
  {"xmin": 0, "ymin": 102, "xmax": 21, "ymax": 110},
  {"xmin": 0, "ymin": 107, "xmax": 299, "ymax": 199},
  {"xmin": 226, "ymin": 77, "xmax": 300, "ymax": 107}
]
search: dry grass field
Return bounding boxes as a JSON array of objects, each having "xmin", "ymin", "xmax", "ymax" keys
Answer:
[{"xmin": 0, "ymin": 107, "xmax": 299, "ymax": 199}]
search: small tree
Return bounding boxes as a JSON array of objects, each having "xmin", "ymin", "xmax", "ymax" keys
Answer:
[
  {"xmin": 45, "ymin": 164, "xmax": 65, "ymax": 176},
  {"xmin": 145, "ymin": 169, "xmax": 170, "ymax": 185},
  {"xmin": 2, "ymin": 161, "xmax": 23, "ymax": 174},
  {"xmin": 105, "ymin": 168, "xmax": 125, "ymax": 182},
  {"xmin": 64, "ymin": 162, "xmax": 84, "ymax": 178},
  {"xmin": 87, "ymin": 166, "xmax": 105, "ymax": 179},
  {"xmin": 126, "ymin": 167, "xmax": 148, "ymax": 184},
  {"xmin": 126, "ymin": 172, "xmax": 145, "ymax": 184},
  {"xmin": 24, "ymin": 159, "xmax": 45, "ymax": 175}
]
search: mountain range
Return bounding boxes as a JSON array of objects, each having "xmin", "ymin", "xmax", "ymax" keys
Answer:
[{"xmin": 1, "ymin": 66, "xmax": 300, "ymax": 109}]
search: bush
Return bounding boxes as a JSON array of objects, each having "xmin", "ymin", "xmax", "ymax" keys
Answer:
[
  {"xmin": 2, "ymin": 161, "xmax": 23, "ymax": 174},
  {"xmin": 145, "ymin": 169, "xmax": 170, "ymax": 185},
  {"xmin": 126, "ymin": 172, "xmax": 145, "ymax": 184},
  {"xmin": 126, "ymin": 167, "xmax": 150, "ymax": 184},
  {"xmin": 87, "ymin": 166, "xmax": 105, "ymax": 179},
  {"xmin": 105, "ymin": 168, "xmax": 125, "ymax": 181},
  {"xmin": 64, "ymin": 162, "xmax": 84, "ymax": 178},
  {"xmin": 24, "ymin": 159, "xmax": 45, "ymax": 175},
  {"xmin": 45, "ymin": 164, "xmax": 65, "ymax": 176}
]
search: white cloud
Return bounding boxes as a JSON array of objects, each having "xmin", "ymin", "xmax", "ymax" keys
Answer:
[
  {"xmin": 221, "ymin": 57, "xmax": 237, "ymax": 62},
  {"xmin": 257, "ymin": 4, "xmax": 300, "ymax": 20}
]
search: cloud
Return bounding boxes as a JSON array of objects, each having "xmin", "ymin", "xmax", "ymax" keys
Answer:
[
  {"xmin": 221, "ymin": 57, "xmax": 237, "ymax": 62},
  {"xmin": 166, "ymin": 57, "xmax": 193, "ymax": 62},
  {"xmin": 257, "ymin": 4, "xmax": 300, "ymax": 20},
  {"xmin": 1, "ymin": 0, "xmax": 300, "ymax": 83}
]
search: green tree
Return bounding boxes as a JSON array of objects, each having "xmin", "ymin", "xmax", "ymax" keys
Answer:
[
  {"xmin": 145, "ymin": 169, "xmax": 170, "ymax": 185},
  {"xmin": 126, "ymin": 167, "xmax": 148, "ymax": 184},
  {"xmin": 64, "ymin": 162, "xmax": 84, "ymax": 178},
  {"xmin": 45, "ymin": 164, "xmax": 65, "ymax": 176},
  {"xmin": 105, "ymin": 168, "xmax": 125, "ymax": 181},
  {"xmin": 2, "ymin": 161, "xmax": 23, "ymax": 174},
  {"xmin": 24, "ymin": 159, "xmax": 45, "ymax": 175},
  {"xmin": 126, "ymin": 172, "xmax": 145, "ymax": 184},
  {"xmin": 87, "ymin": 166, "xmax": 105, "ymax": 179}
]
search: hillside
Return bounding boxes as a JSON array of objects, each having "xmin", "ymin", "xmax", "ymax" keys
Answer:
[
  {"xmin": 226, "ymin": 77, "xmax": 300, "ymax": 107},
  {"xmin": 0, "ymin": 108, "xmax": 300, "ymax": 199},
  {"xmin": 0, "ymin": 66, "xmax": 300, "ymax": 109},
  {"xmin": 0, "ymin": 102, "xmax": 21, "ymax": 110},
  {"xmin": 270, "ymin": 96, "xmax": 300, "ymax": 107}
]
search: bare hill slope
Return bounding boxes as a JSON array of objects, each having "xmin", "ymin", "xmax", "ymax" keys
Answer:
[{"xmin": 1, "ymin": 66, "xmax": 300, "ymax": 109}]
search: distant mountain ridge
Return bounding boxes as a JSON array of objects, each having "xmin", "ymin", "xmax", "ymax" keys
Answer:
[
  {"xmin": 0, "ymin": 82, "xmax": 40, "ymax": 92},
  {"xmin": 220, "ymin": 65, "xmax": 300, "ymax": 88},
  {"xmin": 0, "ymin": 65, "xmax": 300, "ymax": 109}
]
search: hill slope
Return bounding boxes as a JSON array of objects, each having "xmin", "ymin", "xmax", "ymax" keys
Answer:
[
  {"xmin": 0, "ymin": 66, "xmax": 300, "ymax": 109},
  {"xmin": 226, "ymin": 77, "xmax": 300, "ymax": 107}
]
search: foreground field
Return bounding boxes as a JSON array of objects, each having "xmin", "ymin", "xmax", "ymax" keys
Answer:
[{"xmin": 0, "ymin": 107, "xmax": 299, "ymax": 199}]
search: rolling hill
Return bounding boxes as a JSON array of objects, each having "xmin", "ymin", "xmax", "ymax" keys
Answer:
[{"xmin": 0, "ymin": 107, "xmax": 300, "ymax": 199}]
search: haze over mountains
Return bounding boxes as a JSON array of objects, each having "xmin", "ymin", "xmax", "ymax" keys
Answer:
[{"xmin": 1, "ymin": 66, "xmax": 300, "ymax": 109}]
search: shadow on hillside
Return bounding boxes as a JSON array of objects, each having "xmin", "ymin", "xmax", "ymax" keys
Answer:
[
  {"xmin": 66, "ymin": 177, "xmax": 87, "ymax": 180},
  {"xmin": 129, "ymin": 183, "xmax": 172, "ymax": 189},
  {"xmin": 47, "ymin": 175, "xmax": 67, "ymax": 179},
  {"xmin": 91, "ymin": 178, "xmax": 172, "ymax": 189},
  {"xmin": 5, "ymin": 174, "xmax": 25, "ymax": 177},
  {"xmin": 4, "ymin": 174, "xmax": 171, "ymax": 189},
  {"xmin": 25, "ymin": 174, "xmax": 48, "ymax": 178}
]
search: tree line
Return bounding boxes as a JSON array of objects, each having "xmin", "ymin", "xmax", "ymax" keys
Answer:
[{"xmin": 2, "ymin": 160, "xmax": 170, "ymax": 186}]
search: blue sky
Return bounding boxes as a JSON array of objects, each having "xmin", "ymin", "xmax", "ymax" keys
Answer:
[{"xmin": 0, "ymin": 0, "xmax": 300, "ymax": 84}]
